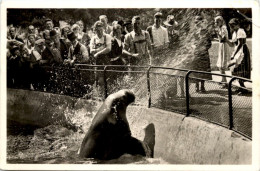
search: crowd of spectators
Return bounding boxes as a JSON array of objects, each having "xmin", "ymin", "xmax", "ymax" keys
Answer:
[
  {"xmin": 7, "ymin": 12, "xmax": 179, "ymax": 93},
  {"xmin": 7, "ymin": 11, "xmax": 251, "ymax": 96}
]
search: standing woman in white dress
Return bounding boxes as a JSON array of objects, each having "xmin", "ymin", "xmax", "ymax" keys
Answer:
[
  {"xmin": 225, "ymin": 18, "xmax": 251, "ymax": 94},
  {"xmin": 214, "ymin": 16, "xmax": 229, "ymax": 88}
]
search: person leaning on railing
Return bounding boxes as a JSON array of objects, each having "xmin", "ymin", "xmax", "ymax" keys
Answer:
[
  {"xmin": 89, "ymin": 21, "xmax": 112, "ymax": 89},
  {"xmin": 108, "ymin": 24, "xmax": 128, "ymax": 83},
  {"xmin": 110, "ymin": 24, "xmax": 127, "ymax": 66},
  {"xmin": 89, "ymin": 21, "xmax": 112, "ymax": 66},
  {"xmin": 64, "ymin": 31, "xmax": 89, "ymax": 66},
  {"xmin": 123, "ymin": 16, "xmax": 153, "ymax": 66},
  {"xmin": 50, "ymin": 30, "xmax": 70, "ymax": 63}
]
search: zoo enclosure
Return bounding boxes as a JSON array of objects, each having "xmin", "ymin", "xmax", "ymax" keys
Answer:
[{"xmin": 33, "ymin": 64, "xmax": 253, "ymax": 139}]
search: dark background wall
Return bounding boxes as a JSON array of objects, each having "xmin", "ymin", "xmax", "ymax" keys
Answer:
[{"xmin": 7, "ymin": 8, "xmax": 252, "ymax": 37}]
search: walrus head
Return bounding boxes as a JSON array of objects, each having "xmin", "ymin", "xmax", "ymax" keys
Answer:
[
  {"xmin": 122, "ymin": 89, "xmax": 135, "ymax": 105},
  {"xmin": 107, "ymin": 89, "xmax": 135, "ymax": 106},
  {"xmin": 106, "ymin": 90, "xmax": 135, "ymax": 123}
]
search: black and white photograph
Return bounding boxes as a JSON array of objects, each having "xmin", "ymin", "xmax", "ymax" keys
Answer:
[{"xmin": 1, "ymin": 0, "xmax": 260, "ymax": 170}]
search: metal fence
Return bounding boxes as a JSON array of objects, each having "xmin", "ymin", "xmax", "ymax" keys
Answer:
[{"xmin": 11, "ymin": 64, "xmax": 252, "ymax": 139}]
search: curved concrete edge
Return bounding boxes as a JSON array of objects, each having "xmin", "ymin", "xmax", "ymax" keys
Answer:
[
  {"xmin": 7, "ymin": 88, "xmax": 252, "ymax": 164},
  {"xmin": 126, "ymin": 106, "xmax": 252, "ymax": 164}
]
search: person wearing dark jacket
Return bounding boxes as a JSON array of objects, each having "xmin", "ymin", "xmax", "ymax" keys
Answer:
[
  {"xmin": 7, "ymin": 46, "xmax": 22, "ymax": 87},
  {"xmin": 110, "ymin": 24, "xmax": 127, "ymax": 66},
  {"xmin": 65, "ymin": 32, "xmax": 89, "ymax": 65},
  {"xmin": 50, "ymin": 30, "xmax": 69, "ymax": 62}
]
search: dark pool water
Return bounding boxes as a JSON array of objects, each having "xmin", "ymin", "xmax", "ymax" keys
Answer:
[{"xmin": 7, "ymin": 115, "xmax": 171, "ymax": 164}]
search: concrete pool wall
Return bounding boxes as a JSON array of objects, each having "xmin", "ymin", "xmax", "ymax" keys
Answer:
[
  {"xmin": 127, "ymin": 106, "xmax": 251, "ymax": 164},
  {"xmin": 7, "ymin": 88, "xmax": 252, "ymax": 164}
]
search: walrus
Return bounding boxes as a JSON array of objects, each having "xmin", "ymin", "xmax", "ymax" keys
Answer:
[{"xmin": 79, "ymin": 89, "xmax": 154, "ymax": 160}]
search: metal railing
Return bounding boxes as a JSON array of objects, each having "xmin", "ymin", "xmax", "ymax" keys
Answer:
[{"xmin": 9, "ymin": 64, "xmax": 252, "ymax": 139}]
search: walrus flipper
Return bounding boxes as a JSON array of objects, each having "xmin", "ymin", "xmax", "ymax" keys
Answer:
[{"xmin": 79, "ymin": 131, "xmax": 101, "ymax": 158}]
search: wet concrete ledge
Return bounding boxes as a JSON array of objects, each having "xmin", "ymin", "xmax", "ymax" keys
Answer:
[
  {"xmin": 127, "ymin": 106, "xmax": 251, "ymax": 164},
  {"xmin": 7, "ymin": 88, "xmax": 252, "ymax": 164}
]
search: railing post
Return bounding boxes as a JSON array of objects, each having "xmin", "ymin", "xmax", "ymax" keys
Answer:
[
  {"xmin": 147, "ymin": 66, "xmax": 152, "ymax": 108},
  {"xmin": 103, "ymin": 66, "xmax": 108, "ymax": 99},
  {"xmin": 228, "ymin": 77, "xmax": 236, "ymax": 130},
  {"xmin": 185, "ymin": 71, "xmax": 192, "ymax": 117}
]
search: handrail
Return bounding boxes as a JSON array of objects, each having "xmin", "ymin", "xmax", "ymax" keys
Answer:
[
  {"xmin": 103, "ymin": 66, "xmax": 108, "ymax": 99},
  {"xmin": 147, "ymin": 66, "xmax": 152, "ymax": 108},
  {"xmin": 181, "ymin": 69, "xmax": 234, "ymax": 79},
  {"xmin": 185, "ymin": 71, "xmax": 193, "ymax": 117},
  {"xmin": 228, "ymin": 77, "xmax": 236, "ymax": 130},
  {"xmin": 75, "ymin": 64, "xmax": 249, "ymax": 81},
  {"xmin": 75, "ymin": 64, "xmax": 149, "ymax": 69},
  {"xmin": 12, "ymin": 64, "xmax": 252, "ymax": 139}
]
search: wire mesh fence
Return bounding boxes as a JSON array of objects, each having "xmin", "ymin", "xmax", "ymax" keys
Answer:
[
  {"xmin": 9, "ymin": 64, "xmax": 252, "ymax": 139},
  {"xmin": 188, "ymin": 73, "xmax": 230, "ymax": 128},
  {"xmin": 229, "ymin": 78, "xmax": 252, "ymax": 138},
  {"xmin": 149, "ymin": 68, "xmax": 187, "ymax": 114}
]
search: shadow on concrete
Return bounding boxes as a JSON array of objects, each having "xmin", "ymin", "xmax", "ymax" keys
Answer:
[
  {"xmin": 190, "ymin": 96, "xmax": 228, "ymax": 105},
  {"xmin": 143, "ymin": 123, "xmax": 156, "ymax": 158}
]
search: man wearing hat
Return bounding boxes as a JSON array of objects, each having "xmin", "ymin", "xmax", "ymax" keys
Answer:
[
  {"xmin": 66, "ymin": 31, "xmax": 89, "ymax": 65},
  {"xmin": 164, "ymin": 15, "xmax": 178, "ymax": 27},
  {"xmin": 50, "ymin": 29, "xmax": 69, "ymax": 61},
  {"xmin": 40, "ymin": 30, "xmax": 59, "ymax": 66},
  {"xmin": 123, "ymin": 16, "xmax": 153, "ymax": 66},
  {"xmin": 146, "ymin": 12, "xmax": 169, "ymax": 65},
  {"xmin": 121, "ymin": 19, "xmax": 133, "ymax": 45},
  {"xmin": 99, "ymin": 15, "xmax": 113, "ymax": 34},
  {"xmin": 163, "ymin": 15, "xmax": 179, "ymax": 48},
  {"xmin": 123, "ymin": 19, "xmax": 133, "ymax": 34}
]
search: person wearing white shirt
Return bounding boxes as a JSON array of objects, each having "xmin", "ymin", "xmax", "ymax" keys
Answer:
[
  {"xmin": 89, "ymin": 21, "xmax": 112, "ymax": 89},
  {"xmin": 147, "ymin": 12, "xmax": 169, "ymax": 65},
  {"xmin": 89, "ymin": 21, "xmax": 112, "ymax": 65}
]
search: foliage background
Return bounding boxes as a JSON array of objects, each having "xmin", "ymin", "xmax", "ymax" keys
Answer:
[{"xmin": 7, "ymin": 8, "xmax": 252, "ymax": 37}]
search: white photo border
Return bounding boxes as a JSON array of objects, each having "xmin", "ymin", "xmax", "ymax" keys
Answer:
[{"xmin": 1, "ymin": 0, "xmax": 259, "ymax": 170}]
